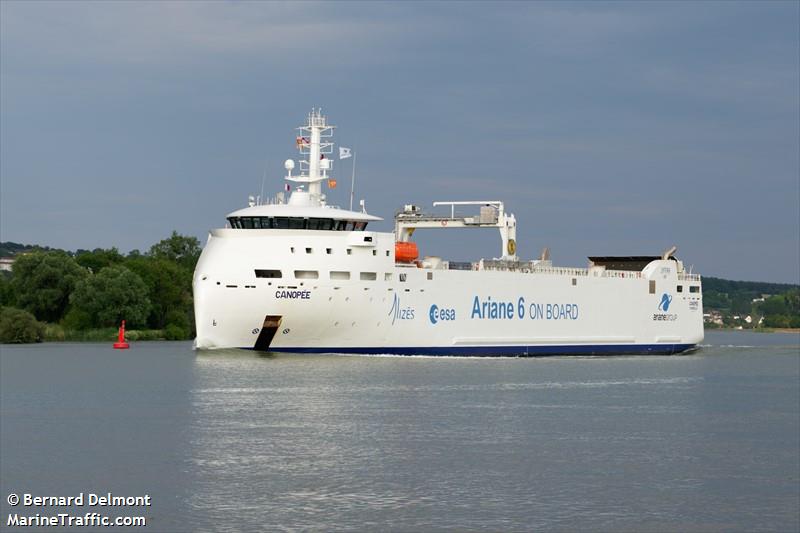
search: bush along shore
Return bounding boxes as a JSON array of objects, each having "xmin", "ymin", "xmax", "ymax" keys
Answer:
[{"xmin": 0, "ymin": 232, "xmax": 199, "ymax": 344}]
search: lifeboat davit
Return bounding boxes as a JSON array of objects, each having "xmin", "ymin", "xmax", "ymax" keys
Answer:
[{"xmin": 395, "ymin": 241, "xmax": 419, "ymax": 263}]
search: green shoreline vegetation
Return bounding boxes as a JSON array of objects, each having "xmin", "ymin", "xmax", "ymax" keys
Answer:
[
  {"xmin": 1, "ymin": 236, "xmax": 798, "ymax": 344},
  {"xmin": 0, "ymin": 232, "xmax": 199, "ymax": 343}
]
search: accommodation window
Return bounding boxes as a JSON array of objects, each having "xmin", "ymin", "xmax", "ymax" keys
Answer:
[
  {"xmin": 295, "ymin": 270, "xmax": 319, "ymax": 279},
  {"xmin": 255, "ymin": 269, "xmax": 282, "ymax": 278},
  {"xmin": 346, "ymin": 249, "xmax": 352, "ymax": 255},
  {"xmin": 288, "ymin": 218, "xmax": 305, "ymax": 230},
  {"xmin": 399, "ymin": 273, "xmax": 407, "ymax": 282},
  {"xmin": 385, "ymin": 250, "xmax": 390, "ymax": 257},
  {"xmin": 690, "ymin": 286, "xmax": 700, "ymax": 293},
  {"xmin": 274, "ymin": 217, "xmax": 290, "ymax": 229},
  {"xmin": 649, "ymin": 280, "xmax": 656, "ymax": 294},
  {"xmin": 360, "ymin": 272, "xmax": 377, "ymax": 281},
  {"xmin": 427, "ymin": 272, "xmax": 433, "ymax": 280},
  {"xmin": 677, "ymin": 285, "xmax": 683, "ymax": 293},
  {"xmin": 330, "ymin": 271, "xmax": 350, "ymax": 280},
  {"xmin": 572, "ymin": 278, "xmax": 577, "ymax": 286},
  {"xmin": 384, "ymin": 273, "xmax": 392, "ymax": 281},
  {"xmin": 326, "ymin": 248, "xmax": 332, "ymax": 254},
  {"xmin": 372, "ymin": 250, "xmax": 377, "ymax": 256},
  {"xmin": 305, "ymin": 247, "xmax": 313, "ymax": 254}
]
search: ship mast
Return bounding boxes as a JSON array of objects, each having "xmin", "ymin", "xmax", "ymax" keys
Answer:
[{"xmin": 285, "ymin": 108, "xmax": 334, "ymax": 206}]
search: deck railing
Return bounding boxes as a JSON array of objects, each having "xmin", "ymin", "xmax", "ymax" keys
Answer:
[{"xmin": 449, "ymin": 260, "xmax": 698, "ymax": 281}]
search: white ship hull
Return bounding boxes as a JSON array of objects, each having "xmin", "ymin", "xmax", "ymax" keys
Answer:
[
  {"xmin": 193, "ymin": 110, "xmax": 703, "ymax": 356},
  {"xmin": 193, "ymin": 229, "xmax": 703, "ymax": 355}
]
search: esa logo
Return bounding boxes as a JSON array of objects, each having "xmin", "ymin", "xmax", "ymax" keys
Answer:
[{"xmin": 429, "ymin": 304, "xmax": 456, "ymax": 324}]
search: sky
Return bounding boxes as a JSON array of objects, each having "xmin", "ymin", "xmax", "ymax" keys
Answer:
[{"xmin": 1, "ymin": 1, "xmax": 798, "ymax": 283}]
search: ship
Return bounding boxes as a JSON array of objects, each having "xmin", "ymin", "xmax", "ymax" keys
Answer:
[{"xmin": 192, "ymin": 109, "xmax": 704, "ymax": 355}]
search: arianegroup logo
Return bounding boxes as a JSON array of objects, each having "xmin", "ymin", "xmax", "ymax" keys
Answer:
[
  {"xmin": 653, "ymin": 293, "xmax": 677, "ymax": 321},
  {"xmin": 658, "ymin": 293, "xmax": 673, "ymax": 311}
]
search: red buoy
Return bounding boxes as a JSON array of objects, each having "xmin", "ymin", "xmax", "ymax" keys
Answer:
[{"xmin": 113, "ymin": 320, "xmax": 130, "ymax": 349}]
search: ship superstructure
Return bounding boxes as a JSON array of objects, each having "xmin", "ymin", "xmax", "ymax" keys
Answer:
[{"xmin": 193, "ymin": 110, "xmax": 703, "ymax": 355}]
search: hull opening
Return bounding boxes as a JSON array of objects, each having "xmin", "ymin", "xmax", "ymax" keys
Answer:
[{"xmin": 254, "ymin": 315, "xmax": 282, "ymax": 351}]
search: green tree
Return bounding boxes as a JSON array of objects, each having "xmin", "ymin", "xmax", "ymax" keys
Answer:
[
  {"xmin": 75, "ymin": 247, "xmax": 124, "ymax": 273},
  {"xmin": 759, "ymin": 295, "xmax": 789, "ymax": 317},
  {"xmin": 0, "ymin": 273, "xmax": 15, "ymax": 307},
  {"xmin": 125, "ymin": 256, "xmax": 192, "ymax": 330},
  {"xmin": 149, "ymin": 231, "xmax": 201, "ymax": 270},
  {"xmin": 11, "ymin": 251, "xmax": 88, "ymax": 322},
  {"xmin": 0, "ymin": 307, "xmax": 45, "ymax": 343},
  {"xmin": 69, "ymin": 265, "xmax": 151, "ymax": 328}
]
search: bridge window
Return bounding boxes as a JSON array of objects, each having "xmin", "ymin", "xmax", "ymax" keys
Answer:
[
  {"xmin": 690, "ymin": 286, "xmax": 700, "ymax": 293},
  {"xmin": 255, "ymin": 269, "xmax": 282, "ymax": 278},
  {"xmin": 227, "ymin": 216, "xmax": 367, "ymax": 231}
]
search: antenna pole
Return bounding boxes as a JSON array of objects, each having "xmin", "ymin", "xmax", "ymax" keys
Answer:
[{"xmin": 349, "ymin": 149, "xmax": 356, "ymax": 211}]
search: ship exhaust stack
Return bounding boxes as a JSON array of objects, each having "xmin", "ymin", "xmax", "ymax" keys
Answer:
[{"xmin": 662, "ymin": 245, "xmax": 677, "ymax": 260}]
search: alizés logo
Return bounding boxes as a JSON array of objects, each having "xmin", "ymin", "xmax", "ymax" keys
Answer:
[
  {"xmin": 658, "ymin": 293, "xmax": 673, "ymax": 312},
  {"xmin": 388, "ymin": 293, "xmax": 415, "ymax": 325}
]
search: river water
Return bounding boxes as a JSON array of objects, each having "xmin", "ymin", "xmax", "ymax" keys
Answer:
[{"xmin": 1, "ymin": 331, "xmax": 798, "ymax": 532}]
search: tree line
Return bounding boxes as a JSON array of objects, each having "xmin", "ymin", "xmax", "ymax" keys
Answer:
[
  {"xmin": 0, "ymin": 232, "xmax": 200, "ymax": 343},
  {"xmin": 701, "ymin": 277, "xmax": 800, "ymax": 328}
]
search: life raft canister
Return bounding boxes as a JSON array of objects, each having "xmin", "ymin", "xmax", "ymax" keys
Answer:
[{"xmin": 395, "ymin": 241, "xmax": 419, "ymax": 263}]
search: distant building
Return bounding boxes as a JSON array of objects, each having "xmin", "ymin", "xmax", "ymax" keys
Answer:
[
  {"xmin": 0, "ymin": 257, "xmax": 14, "ymax": 272},
  {"xmin": 703, "ymin": 311, "xmax": 724, "ymax": 326}
]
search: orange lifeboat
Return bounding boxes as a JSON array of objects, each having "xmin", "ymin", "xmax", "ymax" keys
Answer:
[{"xmin": 395, "ymin": 241, "xmax": 419, "ymax": 263}]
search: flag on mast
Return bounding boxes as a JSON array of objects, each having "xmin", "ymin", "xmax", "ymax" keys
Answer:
[{"xmin": 339, "ymin": 146, "xmax": 352, "ymax": 160}]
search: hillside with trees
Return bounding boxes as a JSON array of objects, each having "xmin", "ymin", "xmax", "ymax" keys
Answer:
[
  {"xmin": 702, "ymin": 277, "xmax": 800, "ymax": 328},
  {"xmin": 0, "ymin": 232, "xmax": 199, "ymax": 342}
]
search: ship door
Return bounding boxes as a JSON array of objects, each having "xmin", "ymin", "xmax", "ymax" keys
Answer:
[{"xmin": 254, "ymin": 315, "xmax": 282, "ymax": 351}]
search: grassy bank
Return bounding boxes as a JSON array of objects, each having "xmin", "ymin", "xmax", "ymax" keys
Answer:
[{"xmin": 43, "ymin": 324, "xmax": 170, "ymax": 342}]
